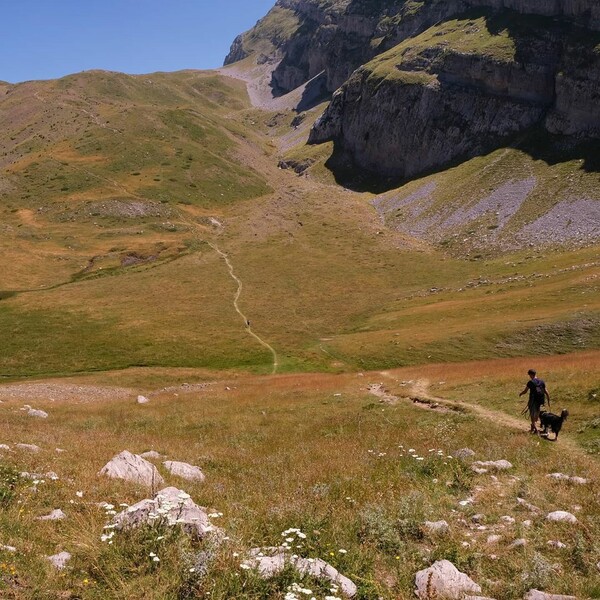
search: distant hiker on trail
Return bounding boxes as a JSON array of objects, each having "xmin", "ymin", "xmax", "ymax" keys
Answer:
[
  {"xmin": 246, "ymin": 319, "xmax": 250, "ymax": 328},
  {"xmin": 519, "ymin": 369, "xmax": 550, "ymax": 434}
]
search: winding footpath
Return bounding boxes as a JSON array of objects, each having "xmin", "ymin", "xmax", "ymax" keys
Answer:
[{"xmin": 208, "ymin": 242, "xmax": 279, "ymax": 375}]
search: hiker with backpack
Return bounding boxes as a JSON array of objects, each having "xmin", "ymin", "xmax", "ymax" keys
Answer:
[{"xmin": 519, "ymin": 369, "xmax": 551, "ymax": 434}]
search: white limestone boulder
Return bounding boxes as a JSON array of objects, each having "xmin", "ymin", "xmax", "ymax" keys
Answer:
[
  {"xmin": 137, "ymin": 395, "xmax": 150, "ymax": 404},
  {"xmin": 28, "ymin": 408, "xmax": 48, "ymax": 419},
  {"xmin": 112, "ymin": 486, "xmax": 218, "ymax": 540},
  {"xmin": 546, "ymin": 511, "xmax": 578, "ymax": 524},
  {"xmin": 37, "ymin": 509, "xmax": 66, "ymax": 521},
  {"xmin": 523, "ymin": 591, "xmax": 576, "ymax": 600},
  {"xmin": 415, "ymin": 560, "xmax": 482, "ymax": 599},
  {"xmin": 47, "ymin": 551, "xmax": 71, "ymax": 569},
  {"xmin": 245, "ymin": 548, "xmax": 357, "ymax": 598},
  {"xmin": 163, "ymin": 460, "xmax": 205, "ymax": 483},
  {"xmin": 423, "ymin": 520, "xmax": 449, "ymax": 534},
  {"xmin": 98, "ymin": 450, "xmax": 164, "ymax": 488},
  {"xmin": 471, "ymin": 460, "xmax": 513, "ymax": 472},
  {"xmin": 16, "ymin": 443, "xmax": 40, "ymax": 453}
]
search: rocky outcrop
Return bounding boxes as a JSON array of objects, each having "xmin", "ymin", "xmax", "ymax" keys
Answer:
[
  {"xmin": 98, "ymin": 450, "xmax": 165, "ymax": 488},
  {"xmin": 228, "ymin": 1, "xmax": 600, "ymax": 180},
  {"xmin": 309, "ymin": 11, "xmax": 600, "ymax": 179}
]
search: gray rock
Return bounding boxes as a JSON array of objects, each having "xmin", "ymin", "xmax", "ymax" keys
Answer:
[
  {"xmin": 137, "ymin": 395, "xmax": 150, "ymax": 404},
  {"xmin": 0, "ymin": 444, "xmax": 10, "ymax": 451},
  {"xmin": 16, "ymin": 443, "xmax": 40, "ymax": 452},
  {"xmin": 37, "ymin": 509, "xmax": 66, "ymax": 521},
  {"xmin": 547, "ymin": 540, "xmax": 567, "ymax": 549},
  {"xmin": 98, "ymin": 450, "xmax": 164, "ymax": 488},
  {"xmin": 112, "ymin": 487, "xmax": 218, "ymax": 540},
  {"xmin": 246, "ymin": 548, "xmax": 357, "ymax": 597},
  {"xmin": 453, "ymin": 448, "xmax": 476, "ymax": 460},
  {"xmin": 523, "ymin": 591, "xmax": 576, "ymax": 600},
  {"xmin": 510, "ymin": 538, "xmax": 527, "ymax": 548},
  {"xmin": 423, "ymin": 520, "xmax": 449, "ymax": 534},
  {"xmin": 500, "ymin": 515, "xmax": 516, "ymax": 525},
  {"xmin": 546, "ymin": 511, "xmax": 578, "ymax": 524},
  {"xmin": 27, "ymin": 408, "xmax": 48, "ymax": 419},
  {"xmin": 0, "ymin": 545, "xmax": 16, "ymax": 552},
  {"xmin": 472, "ymin": 460, "xmax": 513, "ymax": 471},
  {"xmin": 163, "ymin": 460, "xmax": 205, "ymax": 483},
  {"xmin": 415, "ymin": 560, "xmax": 481, "ymax": 599},
  {"xmin": 517, "ymin": 497, "xmax": 540, "ymax": 513},
  {"xmin": 487, "ymin": 535, "xmax": 502, "ymax": 545},
  {"xmin": 21, "ymin": 471, "xmax": 59, "ymax": 481},
  {"xmin": 546, "ymin": 473, "xmax": 589, "ymax": 485},
  {"xmin": 140, "ymin": 450, "xmax": 163, "ymax": 459},
  {"xmin": 47, "ymin": 551, "xmax": 71, "ymax": 569}
]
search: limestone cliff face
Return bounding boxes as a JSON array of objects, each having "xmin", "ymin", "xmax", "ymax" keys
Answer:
[{"xmin": 227, "ymin": 1, "xmax": 600, "ymax": 179}]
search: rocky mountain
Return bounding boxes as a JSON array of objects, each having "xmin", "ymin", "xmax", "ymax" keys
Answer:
[{"xmin": 226, "ymin": 0, "xmax": 600, "ymax": 180}]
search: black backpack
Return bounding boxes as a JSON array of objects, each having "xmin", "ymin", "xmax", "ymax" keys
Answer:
[{"xmin": 533, "ymin": 378, "xmax": 545, "ymax": 402}]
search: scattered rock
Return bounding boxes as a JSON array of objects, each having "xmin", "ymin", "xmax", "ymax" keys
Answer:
[
  {"xmin": 547, "ymin": 540, "xmax": 567, "ymax": 549},
  {"xmin": 15, "ymin": 443, "xmax": 40, "ymax": 453},
  {"xmin": 546, "ymin": 473, "xmax": 589, "ymax": 485},
  {"xmin": 454, "ymin": 448, "xmax": 476, "ymax": 460},
  {"xmin": 517, "ymin": 497, "xmax": 540, "ymax": 513},
  {"xmin": 98, "ymin": 450, "xmax": 164, "ymax": 488},
  {"xmin": 472, "ymin": 460, "xmax": 512, "ymax": 471},
  {"xmin": 522, "ymin": 520, "xmax": 533, "ymax": 527},
  {"xmin": 37, "ymin": 509, "xmax": 66, "ymax": 521},
  {"xmin": 112, "ymin": 487, "xmax": 218, "ymax": 540},
  {"xmin": 423, "ymin": 520, "xmax": 449, "ymax": 534},
  {"xmin": 523, "ymin": 591, "xmax": 576, "ymax": 600},
  {"xmin": 465, "ymin": 597, "xmax": 497, "ymax": 600},
  {"xmin": 55, "ymin": 448, "xmax": 66, "ymax": 453},
  {"xmin": 163, "ymin": 460, "xmax": 205, "ymax": 483},
  {"xmin": 0, "ymin": 545, "xmax": 16, "ymax": 552},
  {"xmin": 510, "ymin": 538, "xmax": 527, "ymax": 548},
  {"xmin": 246, "ymin": 548, "xmax": 357, "ymax": 597},
  {"xmin": 140, "ymin": 450, "xmax": 163, "ymax": 459},
  {"xmin": 487, "ymin": 535, "xmax": 502, "ymax": 545},
  {"xmin": 500, "ymin": 515, "xmax": 516, "ymax": 525},
  {"xmin": 472, "ymin": 467, "xmax": 488, "ymax": 474},
  {"xmin": 471, "ymin": 514, "xmax": 486, "ymax": 523},
  {"xmin": 27, "ymin": 408, "xmax": 48, "ymax": 419},
  {"xmin": 546, "ymin": 511, "xmax": 578, "ymax": 524},
  {"xmin": 137, "ymin": 395, "xmax": 150, "ymax": 404},
  {"xmin": 415, "ymin": 560, "xmax": 482, "ymax": 599},
  {"xmin": 0, "ymin": 444, "xmax": 11, "ymax": 451},
  {"xmin": 21, "ymin": 471, "xmax": 59, "ymax": 481},
  {"xmin": 47, "ymin": 551, "xmax": 71, "ymax": 569}
]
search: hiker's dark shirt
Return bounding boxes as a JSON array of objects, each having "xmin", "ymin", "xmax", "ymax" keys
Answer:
[{"xmin": 527, "ymin": 378, "xmax": 545, "ymax": 405}]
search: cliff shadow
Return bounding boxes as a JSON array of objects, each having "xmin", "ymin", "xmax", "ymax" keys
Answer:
[{"xmin": 321, "ymin": 128, "xmax": 600, "ymax": 194}]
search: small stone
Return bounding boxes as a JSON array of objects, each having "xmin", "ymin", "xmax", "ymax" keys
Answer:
[
  {"xmin": 500, "ymin": 515, "xmax": 516, "ymax": 524},
  {"xmin": 16, "ymin": 443, "xmax": 40, "ymax": 453},
  {"xmin": 523, "ymin": 590, "xmax": 576, "ymax": 600},
  {"xmin": 486, "ymin": 535, "xmax": 502, "ymax": 545},
  {"xmin": 37, "ymin": 509, "xmax": 66, "ymax": 521},
  {"xmin": 0, "ymin": 444, "xmax": 10, "ymax": 451},
  {"xmin": 28, "ymin": 408, "xmax": 48, "ymax": 419},
  {"xmin": 140, "ymin": 450, "xmax": 163, "ymax": 459},
  {"xmin": 163, "ymin": 460, "xmax": 205, "ymax": 482},
  {"xmin": 522, "ymin": 520, "xmax": 532, "ymax": 527},
  {"xmin": 454, "ymin": 448, "xmax": 476, "ymax": 460},
  {"xmin": 0, "ymin": 545, "xmax": 16, "ymax": 552},
  {"xmin": 546, "ymin": 511, "xmax": 577, "ymax": 524},
  {"xmin": 472, "ymin": 460, "xmax": 513, "ymax": 471},
  {"xmin": 137, "ymin": 395, "xmax": 150, "ymax": 404},
  {"xmin": 517, "ymin": 497, "xmax": 540, "ymax": 513},
  {"xmin": 471, "ymin": 514, "xmax": 485, "ymax": 523},
  {"xmin": 47, "ymin": 551, "xmax": 71, "ymax": 569},
  {"xmin": 546, "ymin": 473, "xmax": 588, "ymax": 485},
  {"xmin": 55, "ymin": 448, "xmax": 66, "ymax": 453},
  {"xmin": 547, "ymin": 540, "xmax": 566, "ymax": 549},
  {"xmin": 415, "ymin": 560, "xmax": 481, "ymax": 599},
  {"xmin": 510, "ymin": 538, "xmax": 527, "ymax": 548},
  {"xmin": 423, "ymin": 520, "xmax": 449, "ymax": 534}
]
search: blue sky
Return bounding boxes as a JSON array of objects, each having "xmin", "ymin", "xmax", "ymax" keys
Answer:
[{"xmin": 0, "ymin": 1, "xmax": 275, "ymax": 83}]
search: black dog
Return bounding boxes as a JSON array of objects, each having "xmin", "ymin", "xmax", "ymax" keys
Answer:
[{"xmin": 539, "ymin": 409, "xmax": 569, "ymax": 440}]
